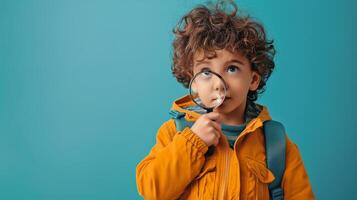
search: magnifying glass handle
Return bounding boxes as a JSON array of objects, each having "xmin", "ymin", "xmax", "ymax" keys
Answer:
[
  {"xmin": 205, "ymin": 146, "xmax": 215, "ymax": 158},
  {"xmin": 204, "ymin": 107, "xmax": 215, "ymax": 158},
  {"xmin": 206, "ymin": 107, "xmax": 213, "ymax": 113}
]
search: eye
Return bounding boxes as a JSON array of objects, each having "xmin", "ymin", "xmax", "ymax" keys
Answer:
[
  {"xmin": 200, "ymin": 67, "xmax": 212, "ymax": 76},
  {"xmin": 226, "ymin": 65, "xmax": 239, "ymax": 74},
  {"xmin": 202, "ymin": 71, "xmax": 212, "ymax": 78}
]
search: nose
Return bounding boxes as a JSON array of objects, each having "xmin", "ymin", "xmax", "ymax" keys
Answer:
[{"xmin": 213, "ymin": 76, "xmax": 226, "ymax": 93}]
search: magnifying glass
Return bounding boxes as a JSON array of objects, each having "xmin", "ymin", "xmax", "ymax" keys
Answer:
[{"xmin": 188, "ymin": 70, "xmax": 227, "ymax": 156}]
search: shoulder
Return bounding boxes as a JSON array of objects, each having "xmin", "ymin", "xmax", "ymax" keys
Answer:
[
  {"xmin": 159, "ymin": 118, "xmax": 176, "ymax": 133},
  {"xmin": 284, "ymin": 133, "xmax": 299, "ymax": 152},
  {"xmin": 155, "ymin": 119, "xmax": 178, "ymax": 144},
  {"xmin": 284, "ymin": 134, "xmax": 304, "ymax": 164}
]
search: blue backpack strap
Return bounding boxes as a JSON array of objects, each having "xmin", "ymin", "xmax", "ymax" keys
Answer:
[
  {"xmin": 263, "ymin": 120, "xmax": 286, "ymax": 200},
  {"xmin": 169, "ymin": 110, "xmax": 194, "ymax": 132}
]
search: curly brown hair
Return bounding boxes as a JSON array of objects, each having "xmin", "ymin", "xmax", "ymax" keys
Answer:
[{"xmin": 171, "ymin": 0, "xmax": 276, "ymax": 101}]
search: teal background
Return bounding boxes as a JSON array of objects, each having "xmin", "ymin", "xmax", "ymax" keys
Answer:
[{"xmin": 1, "ymin": 0, "xmax": 356, "ymax": 199}]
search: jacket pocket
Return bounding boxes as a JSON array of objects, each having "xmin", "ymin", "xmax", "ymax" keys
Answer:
[
  {"xmin": 193, "ymin": 157, "xmax": 217, "ymax": 199},
  {"xmin": 243, "ymin": 157, "xmax": 275, "ymax": 200}
]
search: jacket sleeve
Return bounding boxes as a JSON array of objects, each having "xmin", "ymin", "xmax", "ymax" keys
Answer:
[
  {"xmin": 135, "ymin": 119, "xmax": 209, "ymax": 200},
  {"xmin": 282, "ymin": 137, "xmax": 315, "ymax": 200}
]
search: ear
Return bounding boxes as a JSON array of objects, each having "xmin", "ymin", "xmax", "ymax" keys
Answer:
[{"xmin": 249, "ymin": 71, "xmax": 261, "ymax": 91}]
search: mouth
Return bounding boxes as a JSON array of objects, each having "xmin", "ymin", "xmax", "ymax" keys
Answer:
[
  {"xmin": 212, "ymin": 96, "xmax": 231, "ymax": 102},
  {"xmin": 212, "ymin": 96, "xmax": 230, "ymax": 99}
]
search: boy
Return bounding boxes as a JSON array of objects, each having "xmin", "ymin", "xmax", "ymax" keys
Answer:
[{"xmin": 136, "ymin": 1, "xmax": 315, "ymax": 199}]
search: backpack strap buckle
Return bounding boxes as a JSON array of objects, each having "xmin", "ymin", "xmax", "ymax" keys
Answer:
[{"xmin": 271, "ymin": 187, "xmax": 284, "ymax": 200}]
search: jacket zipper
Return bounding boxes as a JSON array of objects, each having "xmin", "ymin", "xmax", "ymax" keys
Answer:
[
  {"xmin": 220, "ymin": 139, "xmax": 231, "ymax": 199},
  {"xmin": 219, "ymin": 119, "xmax": 261, "ymax": 199}
]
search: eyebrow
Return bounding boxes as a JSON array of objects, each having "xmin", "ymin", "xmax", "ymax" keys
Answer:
[
  {"xmin": 195, "ymin": 60, "xmax": 210, "ymax": 67},
  {"xmin": 195, "ymin": 59, "xmax": 244, "ymax": 67},
  {"xmin": 224, "ymin": 59, "xmax": 244, "ymax": 66}
]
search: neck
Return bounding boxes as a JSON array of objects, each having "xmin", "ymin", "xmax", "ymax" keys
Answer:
[{"xmin": 219, "ymin": 100, "xmax": 247, "ymax": 126}]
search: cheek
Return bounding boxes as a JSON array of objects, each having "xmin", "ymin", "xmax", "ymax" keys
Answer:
[
  {"xmin": 197, "ymin": 86, "xmax": 209, "ymax": 99},
  {"xmin": 195, "ymin": 84, "xmax": 213, "ymax": 105},
  {"xmin": 226, "ymin": 79, "xmax": 249, "ymax": 97}
]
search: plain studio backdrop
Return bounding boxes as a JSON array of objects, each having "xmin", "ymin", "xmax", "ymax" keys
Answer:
[{"xmin": 0, "ymin": 0, "xmax": 356, "ymax": 199}]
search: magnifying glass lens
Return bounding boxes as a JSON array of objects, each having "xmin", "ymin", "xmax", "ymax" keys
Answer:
[{"xmin": 189, "ymin": 71, "xmax": 227, "ymax": 112}]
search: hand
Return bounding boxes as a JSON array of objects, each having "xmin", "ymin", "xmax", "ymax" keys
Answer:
[{"xmin": 190, "ymin": 112, "xmax": 222, "ymax": 147}]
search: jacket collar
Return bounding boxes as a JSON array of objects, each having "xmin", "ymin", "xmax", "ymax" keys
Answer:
[{"xmin": 170, "ymin": 94, "xmax": 272, "ymax": 133}]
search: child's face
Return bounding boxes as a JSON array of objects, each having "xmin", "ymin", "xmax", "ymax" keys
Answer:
[{"xmin": 192, "ymin": 49, "xmax": 261, "ymax": 114}]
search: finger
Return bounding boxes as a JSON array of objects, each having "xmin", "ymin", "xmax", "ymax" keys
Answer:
[
  {"xmin": 210, "ymin": 121, "xmax": 222, "ymax": 136},
  {"xmin": 208, "ymin": 127, "xmax": 221, "ymax": 140},
  {"xmin": 213, "ymin": 136, "xmax": 219, "ymax": 146}
]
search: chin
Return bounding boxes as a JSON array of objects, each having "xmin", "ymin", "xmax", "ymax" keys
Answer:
[{"xmin": 214, "ymin": 99, "xmax": 241, "ymax": 114}]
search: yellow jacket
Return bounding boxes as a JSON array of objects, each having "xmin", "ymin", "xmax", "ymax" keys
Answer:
[{"xmin": 136, "ymin": 95, "xmax": 315, "ymax": 200}]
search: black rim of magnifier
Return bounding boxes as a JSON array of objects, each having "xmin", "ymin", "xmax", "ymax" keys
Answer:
[{"xmin": 188, "ymin": 70, "xmax": 228, "ymax": 112}]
